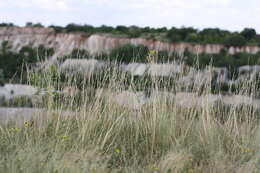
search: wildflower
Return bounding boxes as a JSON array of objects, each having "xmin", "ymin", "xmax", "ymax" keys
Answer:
[
  {"xmin": 243, "ymin": 148, "xmax": 253, "ymax": 153},
  {"xmin": 17, "ymin": 157, "xmax": 22, "ymax": 161},
  {"xmin": 92, "ymin": 168, "xmax": 97, "ymax": 172},
  {"xmin": 115, "ymin": 148, "xmax": 120, "ymax": 153},
  {"xmin": 149, "ymin": 50, "xmax": 156, "ymax": 55},
  {"xmin": 154, "ymin": 167, "xmax": 160, "ymax": 171},
  {"xmin": 24, "ymin": 121, "xmax": 30, "ymax": 128},
  {"xmin": 188, "ymin": 156, "xmax": 193, "ymax": 161},
  {"xmin": 40, "ymin": 162, "xmax": 47, "ymax": 166},
  {"xmin": 9, "ymin": 127, "xmax": 20, "ymax": 133},
  {"xmin": 187, "ymin": 168, "xmax": 193, "ymax": 173},
  {"xmin": 57, "ymin": 135, "xmax": 69, "ymax": 140}
]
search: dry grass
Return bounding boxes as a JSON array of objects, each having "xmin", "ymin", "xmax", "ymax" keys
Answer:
[{"xmin": 0, "ymin": 63, "xmax": 260, "ymax": 173}]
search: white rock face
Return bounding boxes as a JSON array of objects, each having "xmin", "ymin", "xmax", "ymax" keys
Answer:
[
  {"xmin": 113, "ymin": 91, "xmax": 150, "ymax": 109},
  {"xmin": 236, "ymin": 65, "xmax": 260, "ymax": 82},
  {"xmin": 59, "ymin": 59, "xmax": 106, "ymax": 77},
  {"xmin": 0, "ymin": 108, "xmax": 43, "ymax": 125},
  {"xmin": 0, "ymin": 108, "xmax": 75, "ymax": 125},
  {"xmin": 1, "ymin": 26, "xmax": 260, "ymax": 65},
  {"xmin": 59, "ymin": 59, "xmax": 260, "ymax": 88},
  {"xmin": 238, "ymin": 65, "xmax": 260, "ymax": 73},
  {"xmin": 60, "ymin": 59, "xmax": 186, "ymax": 78},
  {"xmin": 0, "ymin": 84, "xmax": 37, "ymax": 100},
  {"xmin": 147, "ymin": 63, "xmax": 182, "ymax": 77},
  {"xmin": 121, "ymin": 63, "xmax": 147, "ymax": 76},
  {"xmin": 96, "ymin": 90, "xmax": 260, "ymax": 109}
]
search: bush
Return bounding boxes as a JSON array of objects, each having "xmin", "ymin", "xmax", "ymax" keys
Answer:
[
  {"xmin": 0, "ymin": 44, "xmax": 54, "ymax": 82},
  {"xmin": 2, "ymin": 96, "xmax": 33, "ymax": 107},
  {"xmin": 240, "ymin": 28, "xmax": 256, "ymax": 41},
  {"xmin": 0, "ymin": 69, "xmax": 4, "ymax": 86},
  {"xmin": 166, "ymin": 27, "xmax": 182, "ymax": 42},
  {"xmin": 70, "ymin": 49, "xmax": 90, "ymax": 59},
  {"xmin": 167, "ymin": 27, "xmax": 198, "ymax": 43},
  {"xmin": 49, "ymin": 25, "xmax": 64, "ymax": 33},
  {"xmin": 224, "ymin": 34, "xmax": 247, "ymax": 47},
  {"xmin": 110, "ymin": 44, "xmax": 149, "ymax": 63},
  {"xmin": 199, "ymin": 28, "xmax": 230, "ymax": 44},
  {"xmin": 157, "ymin": 50, "xmax": 170, "ymax": 62},
  {"xmin": 0, "ymin": 23, "xmax": 14, "ymax": 27}
]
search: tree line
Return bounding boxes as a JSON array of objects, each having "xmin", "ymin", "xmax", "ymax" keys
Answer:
[{"xmin": 1, "ymin": 22, "xmax": 260, "ymax": 46}]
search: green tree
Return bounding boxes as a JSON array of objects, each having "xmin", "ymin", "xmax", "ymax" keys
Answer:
[
  {"xmin": 128, "ymin": 26, "xmax": 142, "ymax": 38},
  {"xmin": 0, "ymin": 23, "xmax": 14, "ymax": 27},
  {"xmin": 224, "ymin": 34, "xmax": 246, "ymax": 47},
  {"xmin": 49, "ymin": 25, "xmax": 64, "ymax": 33},
  {"xmin": 167, "ymin": 27, "xmax": 182, "ymax": 42},
  {"xmin": 167, "ymin": 27, "xmax": 198, "ymax": 42},
  {"xmin": 116, "ymin": 26, "xmax": 129, "ymax": 33},
  {"xmin": 240, "ymin": 28, "xmax": 256, "ymax": 40},
  {"xmin": 33, "ymin": 23, "xmax": 44, "ymax": 27}
]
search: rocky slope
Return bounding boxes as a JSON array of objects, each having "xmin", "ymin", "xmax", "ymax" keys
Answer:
[
  {"xmin": 1, "ymin": 26, "xmax": 260, "ymax": 62},
  {"xmin": 60, "ymin": 58, "xmax": 260, "ymax": 84}
]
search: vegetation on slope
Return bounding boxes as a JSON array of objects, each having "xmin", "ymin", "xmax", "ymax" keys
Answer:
[
  {"xmin": 0, "ymin": 65, "xmax": 260, "ymax": 173},
  {"xmin": 1, "ymin": 40, "xmax": 260, "ymax": 86},
  {"xmin": 1, "ymin": 22, "xmax": 260, "ymax": 46},
  {"xmin": 0, "ymin": 41, "xmax": 54, "ymax": 83}
]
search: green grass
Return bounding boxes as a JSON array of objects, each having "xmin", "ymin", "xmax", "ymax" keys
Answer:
[{"xmin": 0, "ymin": 63, "xmax": 260, "ymax": 173}]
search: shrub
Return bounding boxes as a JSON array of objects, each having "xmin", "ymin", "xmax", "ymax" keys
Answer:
[
  {"xmin": 0, "ymin": 69, "xmax": 4, "ymax": 86},
  {"xmin": 3, "ymin": 96, "xmax": 33, "ymax": 107},
  {"xmin": 110, "ymin": 44, "xmax": 149, "ymax": 63},
  {"xmin": 240, "ymin": 28, "xmax": 257, "ymax": 41},
  {"xmin": 166, "ymin": 27, "xmax": 182, "ymax": 42},
  {"xmin": 224, "ymin": 34, "xmax": 247, "ymax": 47}
]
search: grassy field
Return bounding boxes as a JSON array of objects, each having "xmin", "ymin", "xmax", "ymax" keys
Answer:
[{"xmin": 0, "ymin": 64, "xmax": 260, "ymax": 173}]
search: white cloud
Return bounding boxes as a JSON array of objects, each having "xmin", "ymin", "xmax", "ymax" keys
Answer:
[
  {"xmin": 1, "ymin": 0, "xmax": 260, "ymax": 32},
  {"xmin": 9, "ymin": 0, "xmax": 71, "ymax": 11}
]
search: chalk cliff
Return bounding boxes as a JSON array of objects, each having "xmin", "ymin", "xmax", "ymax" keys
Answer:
[{"xmin": 1, "ymin": 26, "xmax": 260, "ymax": 61}]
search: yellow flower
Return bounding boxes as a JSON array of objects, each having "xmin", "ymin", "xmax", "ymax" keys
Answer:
[
  {"xmin": 115, "ymin": 149, "xmax": 120, "ymax": 153},
  {"xmin": 243, "ymin": 148, "xmax": 253, "ymax": 153},
  {"xmin": 92, "ymin": 168, "xmax": 97, "ymax": 172},
  {"xmin": 24, "ymin": 121, "xmax": 30, "ymax": 128},
  {"xmin": 17, "ymin": 157, "xmax": 22, "ymax": 161},
  {"xmin": 154, "ymin": 167, "xmax": 160, "ymax": 171},
  {"xmin": 188, "ymin": 156, "xmax": 193, "ymax": 161},
  {"xmin": 10, "ymin": 127, "xmax": 20, "ymax": 132},
  {"xmin": 149, "ymin": 50, "xmax": 156, "ymax": 55},
  {"xmin": 187, "ymin": 168, "xmax": 193, "ymax": 173},
  {"xmin": 40, "ymin": 162, "xmax": 47, "ymax": 166},
  {"xmin": 57, "ymin": 135, "xmax": 69, "ymax": 140}
]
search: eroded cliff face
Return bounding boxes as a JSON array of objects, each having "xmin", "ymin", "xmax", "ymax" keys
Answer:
[{"xmin": 1, "ymin": 26, "xmax": 260, "ymax": 61}]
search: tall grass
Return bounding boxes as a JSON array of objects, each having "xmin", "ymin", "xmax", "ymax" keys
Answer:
[{"xmin": 0, "ymin": 60, "xmax": 260, "ymax": 173}]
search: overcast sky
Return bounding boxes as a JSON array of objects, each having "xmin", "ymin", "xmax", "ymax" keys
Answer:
[{"xmin": 0, "ymin": 0, "xmax": 259, "ymax": 32}]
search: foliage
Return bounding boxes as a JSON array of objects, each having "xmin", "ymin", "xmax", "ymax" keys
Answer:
[
  {"xmin": 183, "ymin": 49, "xmax": 260, "ymax": 70},
  {"xmin": 65, "ymin": 23, "xmax": 95, "ymax": 33},
  {"xmin": 110, "ymin": 44, "xmax": 149, "ymax": 63},
  {"xmin": 0, "ymin": 42, "xmax": 54, "ymax": 83},
  {"xmin": 1, "ymin": 96, "xmax": 33, "ymax": 107},
  {"xmin": 240, "ymin": 28, "xmax": 257, "ymax": 41},
  {"xmin": 0, "ymin": 23, "xmax": 15, "ymax": 27},
  {"xmin": 0, "ymin": 69, "xmax": 4, "ymax": 86},
  {"xmin": 0, "ymin": 66, "xmax": 260, "ymax": 172},
  {"xmin": 1, "ymin": 22, "xmax": 260, "ymax": 45},
  {"xmin": 224, "ymin": 34, "xmax": 247, "ymax": 47},
  {"xmin": 167, "ymin": 27, "xmax": 198, "ymax": 42},
  {"xmin": 199, "ymin": 28, "xmax": 230, "ymax": 43},
  {"xmin": 49, "ymin": 25, "xmax": 64, "ymax": 33}
]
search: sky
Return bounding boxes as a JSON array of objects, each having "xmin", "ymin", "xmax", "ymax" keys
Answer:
[{"xmin": 0, "ymin": 0, "xmax": 259, "ymax": 32}]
